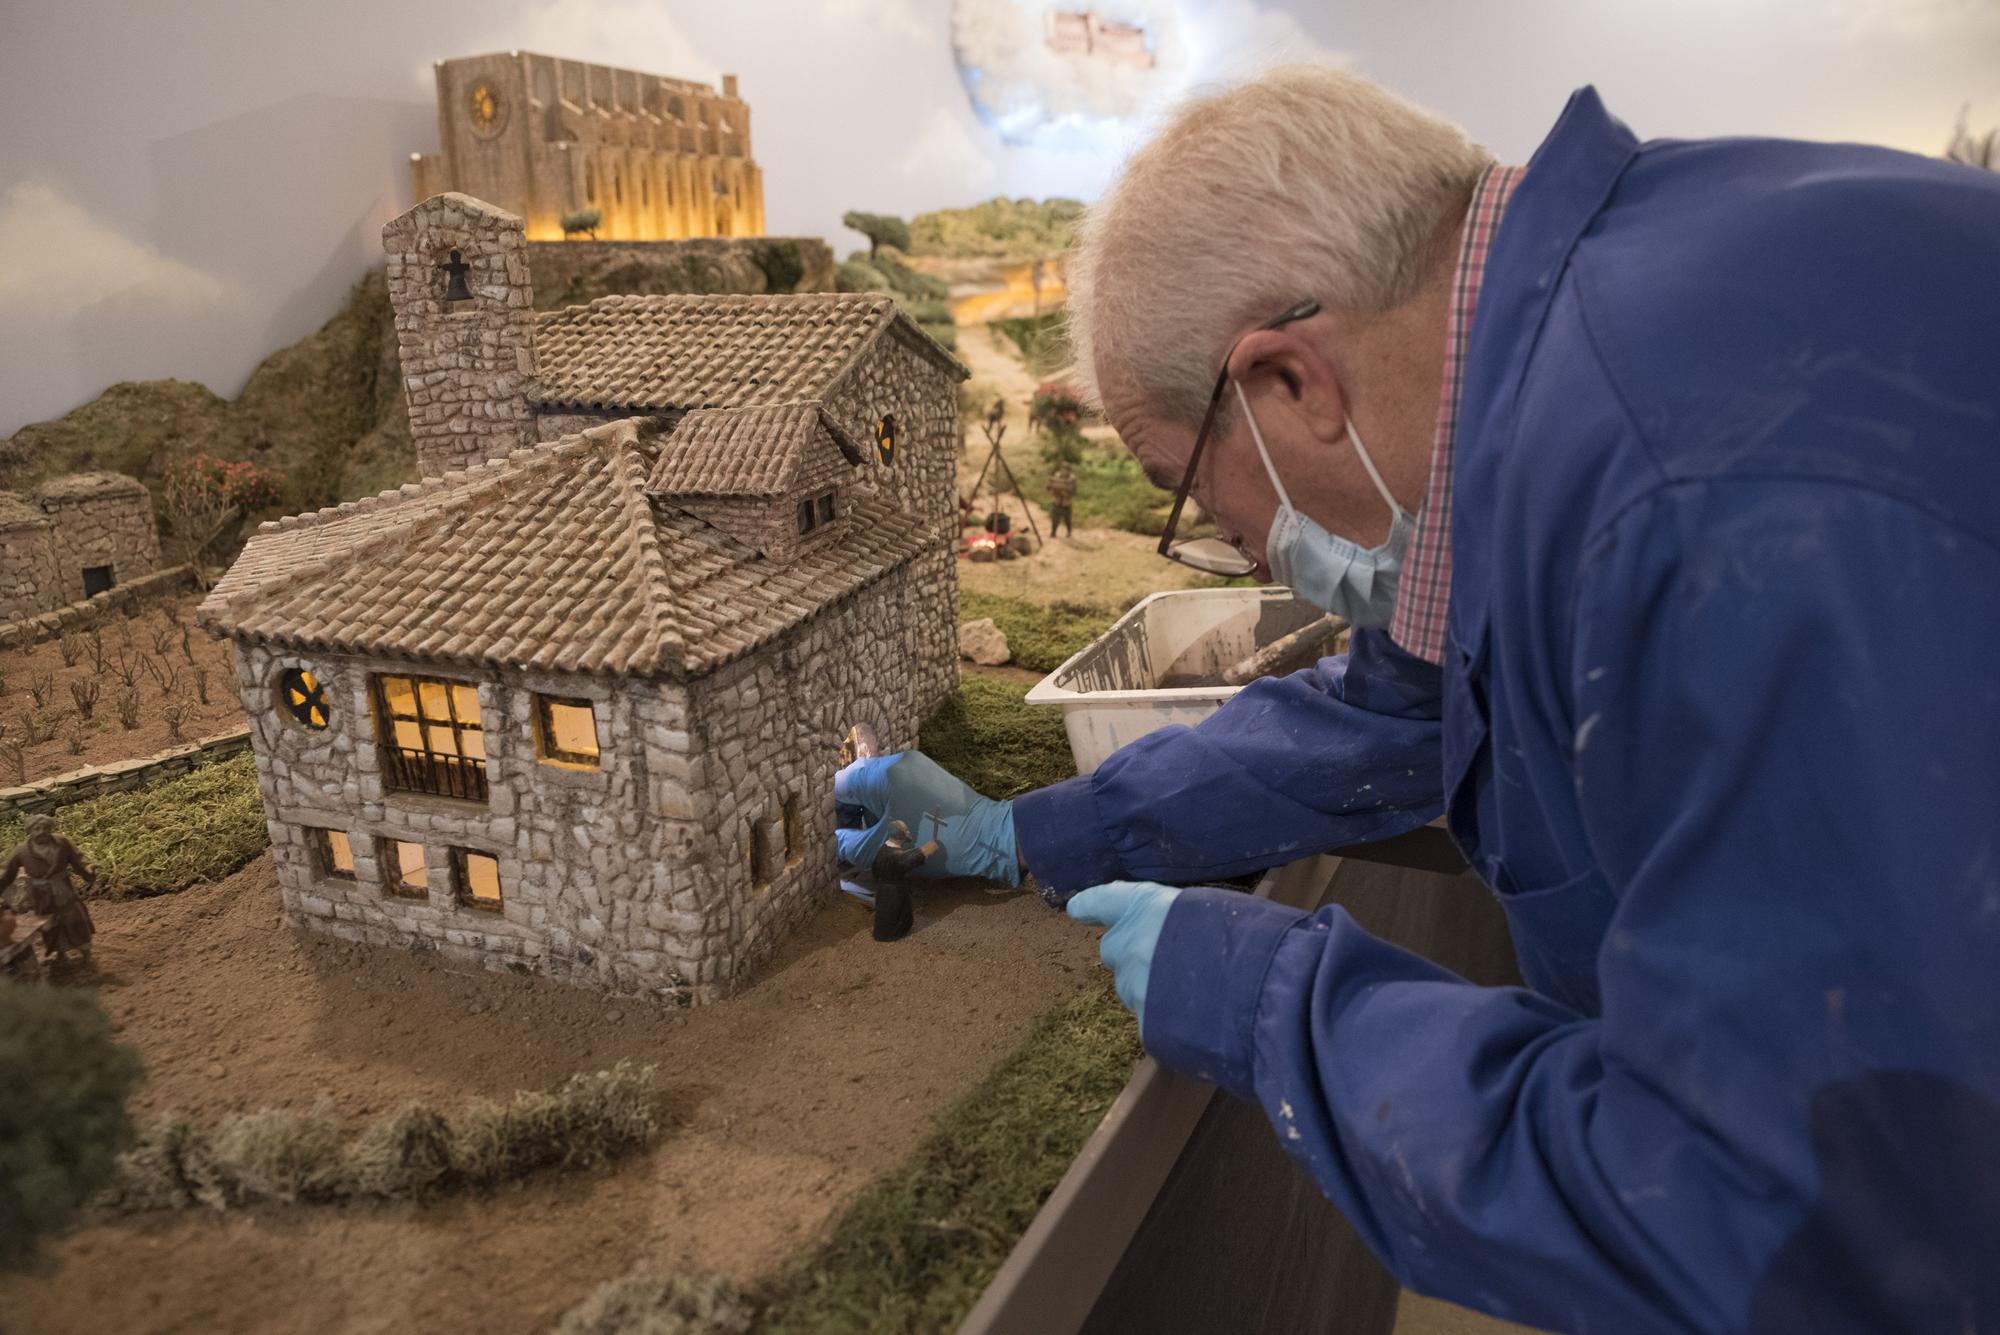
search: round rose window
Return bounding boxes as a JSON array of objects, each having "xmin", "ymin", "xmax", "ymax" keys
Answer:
[{"xmin": 279, "ymin": 667, "xmax": 330, "ymax": 730}]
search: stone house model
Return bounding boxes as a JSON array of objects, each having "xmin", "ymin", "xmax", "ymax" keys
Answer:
[
  {"xmin": 198, "ymin": 192, "xmax": 963, "ymax": 1003},
  {"xmin": 411, "ymin": 51, "xmax": 764, "ymax": 242},
  {"xmin": 0, "ymin": 473, "xmax": 161, "ymax": 621}
]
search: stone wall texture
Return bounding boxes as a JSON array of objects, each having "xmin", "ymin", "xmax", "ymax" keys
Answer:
[
  {"xmin": 0, "ymin": 473, "xmax": 160, "ymax": 620},
  {"xmin": 383, "ymin": 194, "xmax": 539, "ymax": 481},
  {"xmin": 238, "ymin": 549, "xmax": 938, "ymax": 1002}
]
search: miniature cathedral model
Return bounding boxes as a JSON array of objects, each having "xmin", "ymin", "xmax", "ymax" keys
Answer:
[{"xmin": 199, "ymin": 193, "xmax": 964, "ymax": 1002}]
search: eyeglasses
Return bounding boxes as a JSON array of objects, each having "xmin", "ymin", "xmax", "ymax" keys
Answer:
[{"xmin": 1156, "ymin": 298, "xmax": 1323, "ymax": 575}]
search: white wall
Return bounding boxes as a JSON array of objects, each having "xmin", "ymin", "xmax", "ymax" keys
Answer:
[{"xmin": 1, "ymin": 0, "xmax": 1995, "ymax": 440}]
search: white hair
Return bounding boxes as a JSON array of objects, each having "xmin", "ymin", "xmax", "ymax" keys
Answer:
[{"xmin": 1067, "ymin": 66, "xmax": 1492, "ymax": 426}]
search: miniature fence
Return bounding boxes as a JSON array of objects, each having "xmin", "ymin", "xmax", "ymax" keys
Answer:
[
  {"xmin": 0, "ymin": 727, "xmax": 252, "ymax": 819},
  {"xmin": 0, "ymin": 564, "xmax": 203, "ymax": 653}
]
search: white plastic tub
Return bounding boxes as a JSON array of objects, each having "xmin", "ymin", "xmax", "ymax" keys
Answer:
[{"xmin": 1025, "ymin": 587, "xmax": 1334, "ymax": 773}]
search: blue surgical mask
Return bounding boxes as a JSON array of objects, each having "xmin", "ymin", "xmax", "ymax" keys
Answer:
[{"xmin": 1238, "ymin": 382, "xmax": 1413, "ymax": 627}]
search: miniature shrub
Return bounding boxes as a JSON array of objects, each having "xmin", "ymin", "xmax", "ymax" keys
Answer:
[
  {"xmin": 562, "ymin": 208, "xmax": 604, "ymax": 238},
  {"xmin": 956, "ymin": 593, "xmax": 1117, "ymax": 675},
  {"xmin": 834, "ymin": 259, "xmax": 890, "ymax": 294},
  {"xmin": 343, "ymin": 1105, "xmax": 456, "ymax": 1200},
  {"xmin": 0, "ymin": 752, "xmax": 267, "ymax": 899},
  {"xmin": 991, "ymin": 312, "xmax": 1073, "ymax": 379},
  {"xmin": 0, "ymin": 985, "xmax": 145, "ymax": 1268},
  {"xmin": 453, "ymin": 1063, "xmax": 662, "ymax": 1187},
  {"xmin": 919, "ymin": 673, "xmax": 1079, "ymax": 800},
  {"xmin": 101, "ymin": 1062, "xmax": 668, "ymax": 1213},
  {"xmin": 908, "ymin": 197, "xmax": 1084, "ymax": 261},
  {"xmin": 202, "ymin": 1105, "xmax": 348, "ymax": 1205},
  {"xmin": 554, "ymin": 1270, "xmax": 755, "ymax": 1335},
  {"xmin": 841, "ymin": 210, "xmax": 911, "ymax": 259},
  {"xmin": 752, "ymin": 985, "xmax": 1140, "ymax": 1333},
  {"xmin": 749, "ymin": 239, "xmax": 805, "ymax": 294}
]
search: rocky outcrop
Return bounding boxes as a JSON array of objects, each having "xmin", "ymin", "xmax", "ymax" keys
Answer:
[{"xmin": 0, "ymin": 238, "xmax": 835, "ymax": 522}]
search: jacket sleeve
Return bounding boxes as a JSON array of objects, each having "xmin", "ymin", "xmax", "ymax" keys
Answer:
[
  {"xmin": 1140, "ymin": 485, "xmax": 2000, "ymax": 1334},
  {"xmin": 1013, "ymin": 627, "xmax": 1445, "ymax": 895}
]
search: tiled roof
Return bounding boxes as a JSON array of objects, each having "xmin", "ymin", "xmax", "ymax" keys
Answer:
[
  {"xmin": 198, "ymin": 420, "xmax": 930, "ymax": 679},
  {"xmin": 531, "ymin": 293, "xmax": 962, "ymax": 411},
  {"xmin": 646, "ymin": 402, "xmax": 862, "ymax": 497}
]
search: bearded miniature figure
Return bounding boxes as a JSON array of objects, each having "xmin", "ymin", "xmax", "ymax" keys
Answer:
[{"xmin": 1, "ymin": 814, "xmax": 98, "ymax": 963}]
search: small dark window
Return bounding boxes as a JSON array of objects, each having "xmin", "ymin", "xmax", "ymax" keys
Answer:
[
  {"xmin": 782, "ymin": 797, "xmax": 802, "ymax": 865},
  {"xmin": 280, "ymin": 667, "xmax": 331, "ymax": 730},
  {"xmin": 816, "ymin": 493, "xmax": 836, "ymax": 525},
  {"xmin": 745, "ymin": 818, "xmax": 770, "ymax": 889},
  {"xmin": 797, "ymin": 499, "xmax": 816, "ymax": 535},
  {"xmin": 82, "ymin": 565, "xmax": 115, "ymax": 597},
  {"xmin": 876, "ymin": 414, "xmax": 898, "ymax": 465}
]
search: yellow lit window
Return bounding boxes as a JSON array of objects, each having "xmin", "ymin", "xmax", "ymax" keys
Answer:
[
  {"xmin": 384, "ymin": 839, "xmax": 428, "ymax": 898},
  {"xmin": 280, "ymin": 667, "xmax": 331, "ymax": 730},
  {"xmin": 374, "ymin": 673, "xmax": 488, "ymax": 800},
  {"xmin": 536, "ymin": 696, "xmax": 600, "ymax": 768},
  {"xmin": 454, "ymin": 849, "xmax": 504, "ymax": 911},
  {"xmin": 313, "ymin": 827, "xmax": 355, "ymax": 879},
  {"xmin": 876, "ymin": 413, "xmax": 898, "ymax": 465}
]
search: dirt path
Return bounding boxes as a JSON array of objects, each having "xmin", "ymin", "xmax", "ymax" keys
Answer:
[{"xmin": 0, "ymin": 855, "xmax": 1104, "ymax": 1335}]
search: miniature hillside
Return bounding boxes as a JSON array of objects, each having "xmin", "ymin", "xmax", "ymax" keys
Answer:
[{"xmin": 0, "ymin": 238, "xmax": 835, "ymax": 517}]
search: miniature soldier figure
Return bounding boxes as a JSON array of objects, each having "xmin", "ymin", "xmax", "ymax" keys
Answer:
[
  {"xmin": 1, "ymin": 814, "xmax": 98, "ymax": 965},
  {"xmin": 986, "ymin": 396, "xmax": 1005, "ymax": 432},
  {"xmin": 1047, "ymin": 463, "xmax": 1077, "ymax": 538}
]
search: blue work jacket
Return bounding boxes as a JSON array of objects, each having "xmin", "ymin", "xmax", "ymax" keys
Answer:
[{"xmin": 1013, "ymin": 89, "xmax": 2000, "ymax": 1332}]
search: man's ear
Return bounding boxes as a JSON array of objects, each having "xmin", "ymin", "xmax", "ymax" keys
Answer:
[{"xmin": 1227, "ymin": 327, "xmax": 1348, "ymax": 443}]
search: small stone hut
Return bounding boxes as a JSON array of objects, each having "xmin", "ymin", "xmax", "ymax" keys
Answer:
[
  {"xmin": 0, "ymin": 472, "xmax": 161, "ymax": 621},
  {"xmin": 199, "ymin": 194, "xmax": 964, "ymax": 1001}
]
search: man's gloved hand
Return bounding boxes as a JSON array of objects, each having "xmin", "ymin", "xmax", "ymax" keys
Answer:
[
  {"xmin": 833, "ymin": 751, "xmax": 1021, "ymax": 885},
  {"xmin": 1065, "ymin": 881, "xmax": 1183, "ymax": 1032}
]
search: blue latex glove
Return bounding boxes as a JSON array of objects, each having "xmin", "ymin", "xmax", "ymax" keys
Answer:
[
  {"xmin": 1066, "ymin": 881, "xmax": 1183, "ymax": 1033},
  {"xmin": 832, "ymin": 751, "xmax": 1021, "ymax": 885}
]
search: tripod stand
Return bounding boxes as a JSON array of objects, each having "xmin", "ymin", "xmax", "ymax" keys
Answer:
[{"xmin": 964, "ymin": 420, "xmax": 1043, "ymax": 546}]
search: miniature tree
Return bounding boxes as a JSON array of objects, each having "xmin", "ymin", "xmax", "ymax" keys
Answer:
[
  {"xmin": 0, "ymin": 984, "xmax": 144, "ymax": 1269},
  {"xmin": 561, "ymin": 208, "xmax": 603, "ymax": 239},
  {"xmin": 842, "ymin": 210, "xmax": 911, "ymax": 260},
  {"xmin": 1029, "ymin": 381, "xmax": 1090, "ymax": 461},
  {"xmin": 161, "ymin": 453, "xmax": 283, "ymax": 582}
]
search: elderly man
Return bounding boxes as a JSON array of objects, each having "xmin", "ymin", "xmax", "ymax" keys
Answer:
[{"xmin": 835, "ymin": 68, "xmax": 2000, "ymax": 1331}]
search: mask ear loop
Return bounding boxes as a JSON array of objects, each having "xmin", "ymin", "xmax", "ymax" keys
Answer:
[
  {"xmin": 1234, "ymin": 381, "xmax": 1295, "ymax": 511},
  {"xmin": 1345, "ymin": 417, "xmax": 1403, "ymax": 520}
]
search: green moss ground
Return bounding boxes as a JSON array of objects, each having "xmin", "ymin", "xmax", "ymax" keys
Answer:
[
  {"xmin": 953, "ymin": 595, "xmax": 1119, "ymax": 677},
  {"xmin": 750, "ymin": 983, "xmax": 1140, "ymax": 1334},
  {"xmin": 918, "ymin": 671, "xmax": 1079, "ymax": 798},
  {"xmin": 0, "ymin": 753, "xmax": 267, "ymax": 898}
]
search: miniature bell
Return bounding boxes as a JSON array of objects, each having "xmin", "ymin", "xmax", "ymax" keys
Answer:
[{"xmin": 440, "ymin": 249, "xmax": 475, "ymax": 304}]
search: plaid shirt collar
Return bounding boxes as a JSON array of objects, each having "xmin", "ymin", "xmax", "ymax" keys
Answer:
[{"xmin": 1386, "ymin": 163, "xmax": 1524, "ymax": 664}]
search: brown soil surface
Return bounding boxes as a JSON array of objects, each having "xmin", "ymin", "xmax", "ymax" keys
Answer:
[
  {"xmin": 0, "ymin": 854, "xmax": 1103, "ymax": 1334},
  {"xmin": 0, "ymin": 598, "xmax": 243, "ymax": 785}
]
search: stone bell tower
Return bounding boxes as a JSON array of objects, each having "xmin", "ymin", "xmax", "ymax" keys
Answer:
[{"xmin": 382, "ymin": 193, "xmax": 537, "ymax": 479}]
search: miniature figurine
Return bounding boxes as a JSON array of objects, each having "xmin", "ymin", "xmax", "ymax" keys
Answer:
[
  {"xmin": 1047, "ymin": 463, "xmax": 1076, "ymax": 537},
  {"xmin": 868, "ymin": 818, "xmax": 941, "ymax": 942},
  {"xmin": 0, "ymin": 814, "xmax": 97, "ymax": 965},
  {"xmin": 986, "ymin": 396, "xmax": 1006, "ymax": 431}
]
